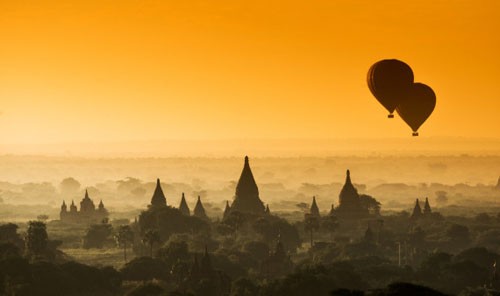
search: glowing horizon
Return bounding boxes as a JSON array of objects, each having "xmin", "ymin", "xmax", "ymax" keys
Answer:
[{"xmin": 1, "ymin": 1, "xmax": 499, "ymax": 151}]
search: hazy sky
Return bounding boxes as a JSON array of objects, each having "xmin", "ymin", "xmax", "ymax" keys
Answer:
[{"xmin": 1, "ymin": 0, "xmax": 499, "ymax": 147}]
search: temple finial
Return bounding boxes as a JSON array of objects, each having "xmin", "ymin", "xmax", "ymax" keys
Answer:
[{"xmin": 346, "ymin": 170, "xmax": 351, "ymax": 184}]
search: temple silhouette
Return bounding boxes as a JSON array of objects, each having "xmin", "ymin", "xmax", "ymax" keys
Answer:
[
  {"xmin": 225, "ymin": 156, "xmax": 266, "ymax": 215},
  {"xmin": 410, "ymin": 197, "xmax": 433, "ymax": 220},
  {"xmin": 332, "ymin": 170, "xmax": 369, "ymax": 218},
  {"xmin": 150, "ymin": 178, "xmax": 167, "ymax": 208},
  {"xmin": 147, "ymin": 178, "xmax": 210, "ymax": 220},
  {"xmin": 60, "ymin": 190, "xmax": 108, "ymax": 224}
]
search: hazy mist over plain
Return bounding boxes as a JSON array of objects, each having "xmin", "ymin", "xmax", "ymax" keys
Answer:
[{"xmin": 1, "ymin": 138, "xmax": 499, "ymax": 222}]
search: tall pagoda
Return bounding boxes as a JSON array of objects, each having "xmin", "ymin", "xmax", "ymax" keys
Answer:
[
  {"xmin": 335, "ymin": 170, "xmax": 365, "ymax": 217},
  {"xmin": 423, "ymin": 197, "xmax": 432, "ymax": 215},
  {"xmin": 150, "ymin": 178, "xmax": 167, "ymax": 208},
  {"xmin": 229, "ymin": 156, "xmax": 265, "ymax": 214},
  {"xmin": 194, "ymin": 196, "xmax": 209, "ymax": 220},
  {"xmin": 179, "ymin": 193, "xmax": 190, "ymax": 216},
  {"xmin": 411, "ymin": 199, "xmax": 422, "ymax": 219},
  {"xmin": 310, "ymin": 196, "xmax": 320, "ymax": 217}
]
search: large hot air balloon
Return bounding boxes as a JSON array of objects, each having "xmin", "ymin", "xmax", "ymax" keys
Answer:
[
  {"xmin": 367, "ymin": 59, "xmax": 414, "ymax": 118},
  {"xmin": 396, "ymin": 83, "xmax": 436, "ymax": 136}
]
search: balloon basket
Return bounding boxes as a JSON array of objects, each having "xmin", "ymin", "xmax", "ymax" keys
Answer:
[
  {"xmin": 412, "ymin": 132, "xmax": 419, "ymax": 137},
  {"xmin": 388, "ymin": 114, "xmax": 394, "ymax": 118}
]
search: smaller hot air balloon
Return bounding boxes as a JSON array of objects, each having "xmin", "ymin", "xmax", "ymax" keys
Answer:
[
  {"xmin": 367, "ymin": 59, "xmax": 414, "ymax": 118},
  {"xmin": 396, "ymin": 83, "xmax": 436, "ymax": 136}
]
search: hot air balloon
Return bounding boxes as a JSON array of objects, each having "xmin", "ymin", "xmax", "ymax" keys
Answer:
[
  {"xmin": 367, "ymin": 59, "xmax": 414, "ymax": 118},
  {"xmin": 396, "ymin": 83, "xmax": 436, "ymax": 136}
]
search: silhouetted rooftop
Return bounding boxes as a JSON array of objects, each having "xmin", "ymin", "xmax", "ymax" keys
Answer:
[{"xmin": 151, "ymin": 178, "xmax": 167, "ymax": 207}]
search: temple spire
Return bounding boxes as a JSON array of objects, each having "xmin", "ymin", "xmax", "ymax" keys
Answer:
[
  {"xmin": 337, "ymin": 169, "xmax": 360, "ymax": 215},
  {"xmin": 179, "ymin": 192, "xmax": 190, "ymax": 216},
  {"xmin": 194, "ymin": 196, "xmax": 208, "ymax": 220},
  {"xmin": 423, "ymin": 197, "xmax": 432, "ymax": 215},
  {"xmin": 310, "ymin": 196, "xmax": 320, "ymax": 217},
  {"xmin": 150, "ymin": 178, "xmax": 167, "ymax": 208},
  {"xmin": 411, "ymin": 199, "xmax": 422, "ymax": 219},
  {"xmin": 230, "ymin": 156, "xmax": 265, "ymax": 214},
  {"xmin": 223, "ymin": 200, "xmax": 231, "ymax": 218},
  {"xmin": 70, "ymin": 200, "xmax": 77, "ymax": 212}
]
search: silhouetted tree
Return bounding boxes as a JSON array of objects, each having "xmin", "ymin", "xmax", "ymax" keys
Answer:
[
  {"xmin": 25, "ymin": 221, "xmax": 48, "ymax": 261},
  {"xmin": 224, "ymin": 211, "xmax": 246, "ymax": 232},
  {"xmin": 322, "ymin": 215, "xmax": 339, "ymax": 242},
  {"xmin": 359, "ymin": 194, "xmax": 381, "ymax": 216},
  {"xmin": 446, "ymin": 224, "xmax": 470, "ymax": 249},
  {"xmin": 83, "ymin": 220, "xmax": 113, "ymax": 248},
  {"xmin": 304, "ymin": 214, "xmax": 320, "ymax": 247},
  {"xmin": 115, "ymin": 225, "xmax": 134, "ymax": 263},
  {"xmin": 121, "ymin": 256, "xmax": 168, "ymax": 282},
  {"xmin": 157, "ymin": 240, "xmax": 190, "ymax": 269},
  {"xmin": 36, "ymin": 215, "xmax": 49, "ymax": 222},
  {"xmin": 142, "ymin": 229, "xmax": 161, "ymax": 258}
]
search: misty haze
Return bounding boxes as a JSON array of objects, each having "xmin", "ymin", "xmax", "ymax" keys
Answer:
[{"xmin": 1, "ymin": 0, "xmax": 500, "ymax": 296}]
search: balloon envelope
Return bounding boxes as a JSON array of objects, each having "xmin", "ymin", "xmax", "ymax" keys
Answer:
[
  {"xmin": 396, "ymin": 83, "xmax": 436, "ymax": 135},
  {"xmin": 367, "ymin": 59, "xmax": 414, "ymax": 117}
]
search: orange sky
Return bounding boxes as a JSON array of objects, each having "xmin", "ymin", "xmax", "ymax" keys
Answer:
[{"xmin": 0, "ymin": 0, "xmax": 499, "ymax": 148}]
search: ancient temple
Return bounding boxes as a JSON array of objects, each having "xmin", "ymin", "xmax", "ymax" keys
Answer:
[
  {"xmin": 423, "ymin": 197, "xmax": 432, "ymax": 215},
  {"xmin": 411, "ymin": 199, "xmax": 422, "ymax": 219},
  {"xmin": 335, "ymin": 170, "xmax": 366, "ymax": 217},
  {"xmin": 194, "ymin": 196, "xmax": 209, "ymax": 220},
  {"xmin": 60, "ymin": 190, "xmax": 108, "ymax": 224},
  {"xmin": 150, "ymin": 178, "xmax": 167, "ymax": 208},
  {"xmin": 179, "ymin": 193, "xmax": 190, "ymax": 216},
  {"xmin": 310, "ymin": 196, "xmax": 320, "ymax": 217},
  {"xmin": 229, "ymin": 156, "xmax": 265, "ymax": 214},
  {"xmin": 411, "ymin": 198, "xmax": 434, "ymax": 220}
]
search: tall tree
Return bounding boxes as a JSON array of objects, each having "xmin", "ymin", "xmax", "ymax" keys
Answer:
[
  {"xmin": 321, "ymin": 215, "xmax": 339, "ymax": 242},
  {"xmin": 304, "ymin": 214, "xmax": 320, "ymax": 247},
  {"xmin": 115, "ymin": 225, "xmax": 134, "ymax": 263},
  {"xmin": 25, "ymin": 221, "xmax": 48, "ymax": 260},
  {"xmin": 142, "ymin": 229, "xmax": 160, "ymax": 258}
]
